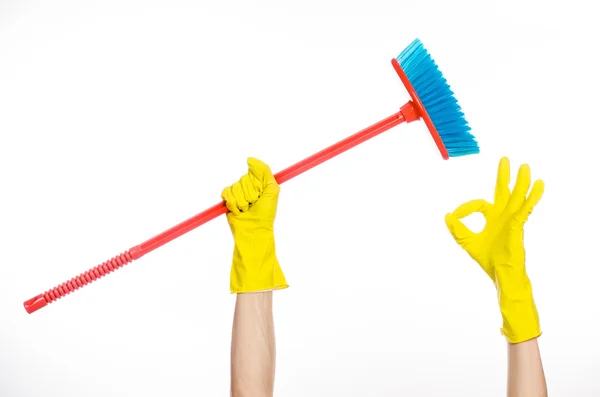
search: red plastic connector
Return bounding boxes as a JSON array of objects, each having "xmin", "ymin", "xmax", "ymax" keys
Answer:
[
  {"xmin": 23, "ymin": 294, "xmax": 47, "ymax": 314},
  {"xmin": 391, "ymin": 58, "xmax": 449, "ymax": 160}
]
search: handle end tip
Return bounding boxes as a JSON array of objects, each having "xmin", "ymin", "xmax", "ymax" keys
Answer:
[{"xmin": 24, "ymin": 294, "xmax": 47, "ymax": 314}]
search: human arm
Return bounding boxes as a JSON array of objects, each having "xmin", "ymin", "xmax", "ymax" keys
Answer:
[
  {"xmin": 221, "ymin": 157, "xmax": 288, "ymax": 397},
  {"xmin": 231, "ymin": 292, "xmax": 276, "ymax": 397},
  {"xmin": 444, "ymin": 156, "xmax": 547, "ymax": 397},
  {"xmin": 507, "ymin": 338, "xmax": 547, "ymax": 397}
]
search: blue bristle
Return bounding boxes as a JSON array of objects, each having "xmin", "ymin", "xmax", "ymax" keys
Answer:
[{"xmin": 397, "ymin": 39, "xmax": 479, "ymax": 157}]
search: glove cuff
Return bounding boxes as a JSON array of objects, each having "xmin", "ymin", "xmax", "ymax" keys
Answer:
[
  {"xmin": 229, "ymin": 236, "xmax": 288, "ymax": 293},
  {"xmin": 498, "ymin": 288, "xmax": 541, "ymax": 343}
]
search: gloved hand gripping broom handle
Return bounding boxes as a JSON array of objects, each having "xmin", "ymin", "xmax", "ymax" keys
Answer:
[{"xmin": 23, "ymin": 95, "xmax": 419, "ymax": 314}]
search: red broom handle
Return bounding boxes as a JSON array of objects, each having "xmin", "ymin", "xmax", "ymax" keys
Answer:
[
  {"xmin": 23, "ymin": 109, "xmax": 407, "ymax": 314},
  {"xmin": 132, "ymin": 110, "xmax": 406, "ymax": 258}
]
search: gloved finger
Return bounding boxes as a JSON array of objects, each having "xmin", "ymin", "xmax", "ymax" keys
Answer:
[
  {"xmin": 221, "ymin": 185, "xmax": 241, "ymax": 215},
  {"xmin": 231, "ymin": 180, "xmax": 251, "ymax": 212},
  {"xmin": 506, "ymin": 163, "xmax": 531, "ymax": 214},
  {"xmin": 445, "ymin": 213, "xmax": 474, "ymax": 243},
  {"xmin": 453, "ymin": 199, "xmax": 493, "ymax": 219},
  {"xmin": 494, "ymin": 156, "xmax": 511, "ymax": 209},
  {"xmin": 221, "ymin": 158, "xmax": 271, "ymax": 215},
  {"xmin": 247, "ymin": 157, "xmax": 279, "ymax": 197},
  {"xmin": 239, "ymin": 173, "xmax": 260, "ymax": 205},
  {"xmin": 445, "ymin": 199, "xmax": 491, "ymax": 241},
  {"xmin": 515, "ymin": 179, "xmax": 544, "ymax": 223}
]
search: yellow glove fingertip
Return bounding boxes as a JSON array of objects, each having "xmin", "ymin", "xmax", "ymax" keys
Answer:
[
  {"xmin": 444, "ymin": 212, "xmax": 453, "ymax": 227},
  {"xmin": 498, "ymin": 156, "xmax": 510, "ymax": 179},
  {"xmin": 247, "ymin": 157, "xmax": 268, "ymax": 174},
  {"xmin": 533, "ymin": 179, "xmax": 545, "ymax": 196},
  {"xmin": 529, "ymin": 179, "xmax": 545, "ymax": 206},
  {"xmin": 247, "ymin": 157, "xmax": 279, "ymax": 197},
  {"xmin": 445, "ymin": 212, "xmax": 475, "ymax": 244},
  {"xmin": 516, "ymin": 178, "xmax": 545, "ymax": 222},
  {"xmin": 445, "ymin": 213, "xmax": 458, "ymax": 238},
  {"xmin": 248, "ymin": 157, "xmax": 276, "ymax": 179}
]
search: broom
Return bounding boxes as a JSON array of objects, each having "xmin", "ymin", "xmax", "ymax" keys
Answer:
[{"xmin": 23, "ymin": 38, "xmax": 479, "ymax": 314}]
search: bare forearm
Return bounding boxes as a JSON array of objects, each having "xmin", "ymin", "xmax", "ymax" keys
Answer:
[
  {"xmin": 231, "ymin": 292, "xmax": 275, "ymax": 397},
  {"xmin": 507, "ymin": 338, "xmax": 547, "ymax": 397}
]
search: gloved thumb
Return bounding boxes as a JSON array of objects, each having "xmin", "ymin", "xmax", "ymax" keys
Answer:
[{"xmin": 247, "ymin": 157, "xmax": 279, "ymax": 197}]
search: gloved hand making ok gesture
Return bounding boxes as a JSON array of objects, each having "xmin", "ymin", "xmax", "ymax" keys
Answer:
[{"xmin": 445, "ymin": 156, "xmax": 545, "ymax": 344}]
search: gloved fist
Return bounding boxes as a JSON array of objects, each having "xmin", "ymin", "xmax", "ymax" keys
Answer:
[
  {"xmin": 221, "ymin": 157, "xmax": 288, "ymax": 294},
  {"xmin": 445, "ymin": 156, "xmax": 544, "ymax": 343}
]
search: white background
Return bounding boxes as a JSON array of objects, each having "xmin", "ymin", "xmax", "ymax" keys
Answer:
[{"xmin": 1, "ymin": 0, "xmax": 598, "ymax": 396}]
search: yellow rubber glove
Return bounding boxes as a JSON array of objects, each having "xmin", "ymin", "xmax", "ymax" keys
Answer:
[
  {"xmin": 445, "ymin": 157, "xmax": 544, "ymax": 344},
  {"xmin": 221, "ymin": 157, "xmax": 288, "ymax": 294}
]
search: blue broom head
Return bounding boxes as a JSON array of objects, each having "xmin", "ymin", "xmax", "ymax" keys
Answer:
[{"xmin": 397, "ymin": 39, "xmax": 479, "ymax": 157}]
